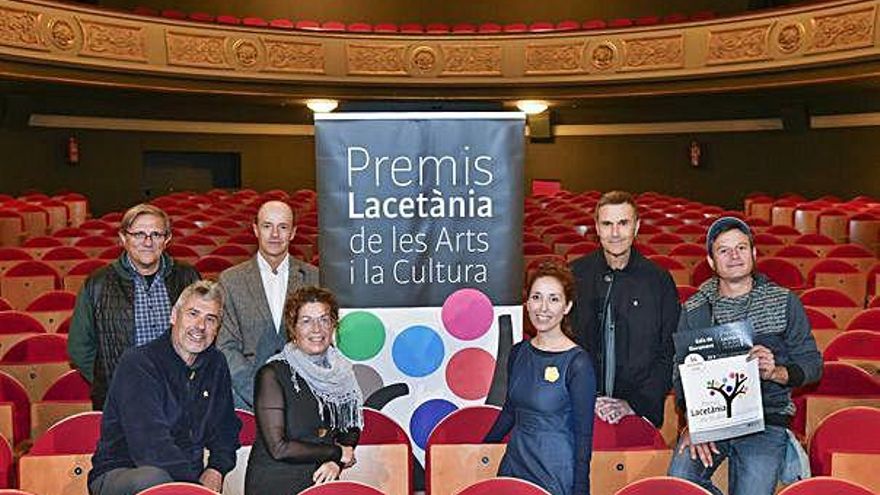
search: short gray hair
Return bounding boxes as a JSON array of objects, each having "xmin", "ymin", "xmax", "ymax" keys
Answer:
[
  {"xmin": 173, "ymin": 280, "xmax": 224, "ymax": 314},
  {"xmin": 120, "ymin": 204, "xmax": 171, "ymax": 234}
]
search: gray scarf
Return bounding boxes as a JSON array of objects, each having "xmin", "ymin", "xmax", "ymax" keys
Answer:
[{"xmin": 269, "ymin": 343, "xmax": 364, "ymax": 430}]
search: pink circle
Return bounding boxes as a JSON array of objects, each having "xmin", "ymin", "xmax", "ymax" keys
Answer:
[
  {"xmin": 446, "ymin": 348, "xmax": 496, "ymax": 400},
  {"xmin": 441, "ymin": 288, "xmax": 494, "ymax": 340}
]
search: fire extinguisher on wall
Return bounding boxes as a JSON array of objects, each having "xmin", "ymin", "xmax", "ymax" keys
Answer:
[{"xmin": 67, "ymin": 136, "xmax": 79, "ymax": 165}]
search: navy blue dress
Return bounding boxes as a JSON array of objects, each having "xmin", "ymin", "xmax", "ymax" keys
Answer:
[{"xmin": 485, "ymin": 341, "xmax": 596, "ymax": 495}]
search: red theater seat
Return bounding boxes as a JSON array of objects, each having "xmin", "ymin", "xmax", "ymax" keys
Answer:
[
  {"xmin": 502, "ymin": 23, "xmax": 528, "ymax": 33},
  {"xmin": 426, "ymin": 23, "xmax": 450, "ymax": 33},
  {"xmin": 777, "ymin": 477, "xmax": 874, "ymax": 495},
  {"xmin": 0, "ymin": 371, "xmax": 30, "ymax": 445},
  {"xmin": 242, "ymin": 17, "xmax": 269, "ymax": 27},
  {"xmin": 756, "ymin": 258, "xmax": 806, "ymax": 291},
  {"xmin": 451, "ymin": 23, "xmax": 477, "ymax": 34},
  {"xmin": 477, "ymin": 23, "xmax": 502, "ymax": 33},
  {"xmin": 41, "ymin": 370, "xmax": 90, "ymax": 401},
  {"xmin": 132, "ymin": 6, "xmax": 158, "ymax": 16},
  {"xmin": 216, "ymin": 14, "xmax": 241, "ymax": 26},
  {"xmin": 809, "ymin": 259, "xmax": 866, "ymax": 306},
  {"xmin": 593, "ymin": 415, "xmax": 665, "ymax": 449},
  {"xmin": 608, "ymin": 18, "xmax": 634, "ymax": 28},
  {"xmin": 268, "ymin": 18, "xmax": 294, "ymax": 29},
  {"xmin": 373, "ymin": 23, "xmax": 399, "ymax": 33},
  {"xmin": 634, "ymin": 16, "xmax": 660, "ymax": 26},
  {"xmin": 347, "ymin": 22, "xmax": 372, "ymax": 32},
  {"xmin": 528, "ymin": 22, "xmax": 555, "ymax": 32},
  {"xmin": 616, "ymin": 477, "xmax": 711, "ymax": 495},
  {"xmin": 676, "ymin": 285, "xmax": 699, "ymax": 304},
  {"xmin": 809, "ymin": 407, "xmax": 880, "ymax": 476},
  {"xmin": 188, "ymin": 12, "xmax": 214, "ymax": 23},
  {"xmin": 845, "ymin": 309, "xmax": 880, "ymax": 332},
  {"xmin": 457, "ymin": 478, "xmax": 550, "ymax": 495},
  {"xmin": 159, "ymin": 9, "xmax": 186, "ymax": 20},
  {"xmin": 299, "ymin": 481, "xmax": 386, "ymax": 495},
  {"xmin": 556, "ymin": 20, "xmax": 580, "ymax": 31},
  {"xmin": 399, "ymin": 23, "xmax": 425, "ymax": 33},
  {"xmin": 321, "ymin": 21, "xmax": 346, "ymax": 32}
]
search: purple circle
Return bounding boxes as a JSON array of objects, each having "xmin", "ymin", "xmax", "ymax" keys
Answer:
[
  {"xmin": 441, "ymin": 288, "xmax": 494, "ymax": 341},
  {"xmin": 409, "ymin": 399, "xmax": 458, "ymax": 450}
]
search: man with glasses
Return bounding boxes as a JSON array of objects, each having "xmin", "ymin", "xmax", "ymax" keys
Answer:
[
  {"xmin": 216, "ymin": 200, "xmax": 318, "ymax": 410},
  {"xmin": 69, "ymin": 203, "xmax": 200, "ymax": 409},
  {"xmin": 88, "ymin": 280, "xmax": 241, "ymax": 495}
]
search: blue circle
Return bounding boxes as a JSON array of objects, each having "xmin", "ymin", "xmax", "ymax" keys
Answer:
[
  {"xmin": 409, "ymin": 399, "xmax": 458, "ymax": 450},
  {"xmin": 392, "ymin": 325, "xmax": 444, "ymax": 377}
]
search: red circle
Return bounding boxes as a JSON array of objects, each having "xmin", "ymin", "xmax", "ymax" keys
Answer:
[{"xmin": 445, "ymin": 348, "xmax": 496, "ymax": 400}]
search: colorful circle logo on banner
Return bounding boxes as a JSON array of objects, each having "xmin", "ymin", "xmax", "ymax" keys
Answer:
[
  {"xmin": 409, "ymin": 398, "xmax": 458, "ymax": 450},
  {"xmin": 392, "ymin": 325, "xmax": 445, "ymax": 377},
  {"xmin": 337, "ymin": 311, "xmax": 386, "ymax": 361},
  {"xmin": 446, "ymin": 348, "xmax": 496, "ymax": 400},
  {"xmin": 441, "ymin": 288, "xmax": 494, "ymax": 341}
]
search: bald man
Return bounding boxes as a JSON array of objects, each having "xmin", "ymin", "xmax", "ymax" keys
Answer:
[{"xmin": 216, "ymin": 201, "xmax": 319, "ymax": 410}]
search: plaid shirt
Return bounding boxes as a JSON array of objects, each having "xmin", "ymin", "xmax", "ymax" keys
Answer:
[{"xmin": 124, "ymin": 255, "xmax": 173, "ymax": 347}]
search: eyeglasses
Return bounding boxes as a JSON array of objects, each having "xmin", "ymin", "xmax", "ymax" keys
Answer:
[
  {"xmin": 297, "ymin": 314, "xmax": 335, "ymax": 330},
  {"xmin": 125, "ymin": 230, "xmax": 169, "ymax": 242}
]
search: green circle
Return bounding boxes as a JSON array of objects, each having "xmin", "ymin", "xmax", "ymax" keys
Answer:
[{"xmin": 337, "ymin": 311, "xmax": 386, "ymax": 361}]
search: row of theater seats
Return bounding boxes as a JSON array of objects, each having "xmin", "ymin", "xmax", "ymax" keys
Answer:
[
  {"xmin": 0, "ymin": 292, "xmax": 873, "ymax": 442},
  {"xmin": 744, "ymin": 193, "xmax": 879, "ymax": 253},
  {"xmin": 3, "ymin": 401, "xmax": 876, "ymax": 494},
  {"xmin": 130, "ymin": 6, "xmax": 716, "ymax": 33},
  {"xmin": 0, "ymin": 194, "xmax": 88, "ymax": 246}
]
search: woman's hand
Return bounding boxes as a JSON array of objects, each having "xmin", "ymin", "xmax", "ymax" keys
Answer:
[{"xmin": 313, "ymin": 461, "xmax": 341, "ymax": 484}]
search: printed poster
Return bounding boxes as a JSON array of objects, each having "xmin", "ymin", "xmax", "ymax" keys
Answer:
[{"xmin": 674, "ymin": 321, "xmax": 764, "ymax": 443}]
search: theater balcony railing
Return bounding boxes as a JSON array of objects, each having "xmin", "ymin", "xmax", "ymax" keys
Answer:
[{"xmin": 0, "ymin": 0, "xmax": 878, "ymax": 97}]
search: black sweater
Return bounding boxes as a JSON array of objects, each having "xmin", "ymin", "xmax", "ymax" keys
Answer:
[
  {"xmin": 89, "ymin": 333, "xmax": 241, "ymax": 484},
  {"xmin": 570, "ymin": 248, "xmax": 679, "ymax": 427}
]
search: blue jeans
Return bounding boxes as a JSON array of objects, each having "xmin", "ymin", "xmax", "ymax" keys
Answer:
[{"xmin": 667, "ymin": 425, "xmax": 787, "ymax": 495}]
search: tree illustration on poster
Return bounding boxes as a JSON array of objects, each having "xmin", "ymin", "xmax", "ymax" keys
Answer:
[{"xmin": 706, "ymin": 371, "xmax": 749, "ymax": 418}]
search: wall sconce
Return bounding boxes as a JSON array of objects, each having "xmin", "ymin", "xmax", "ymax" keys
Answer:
[{"xmin": 306, "ymin": 99, "xmax": 339, "ymax": 113}]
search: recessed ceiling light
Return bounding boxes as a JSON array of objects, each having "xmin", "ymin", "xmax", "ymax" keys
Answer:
[
  {"xmin": 515, "ymin": 100, "xmax": 549, "ymax": 114},
  {"xmin": 306, "ymin": 99, "xmax": 339, "ymax": 113}
]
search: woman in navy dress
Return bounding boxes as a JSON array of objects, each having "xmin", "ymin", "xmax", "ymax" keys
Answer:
[{"xmin": 485, "ymin": 261, "xmax": 596, "ymax": 495}]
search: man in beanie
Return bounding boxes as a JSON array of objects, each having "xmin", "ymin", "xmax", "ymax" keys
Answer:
[{"xmin": 668, "ymin": 216, "xmax": 822, "ymax": 495}]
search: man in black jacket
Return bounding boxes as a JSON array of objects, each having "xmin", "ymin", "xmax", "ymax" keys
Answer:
[
  {"xmin": 68, "ymin": 204, "xmax": 200, "ymax": 409},
  {"xmin": 89, "ymin": 280, "xmax": 241, "ymax": 495},
  {"xmin": 571, "ymin": 191, "xmax": 679, "ymax": 427}
]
